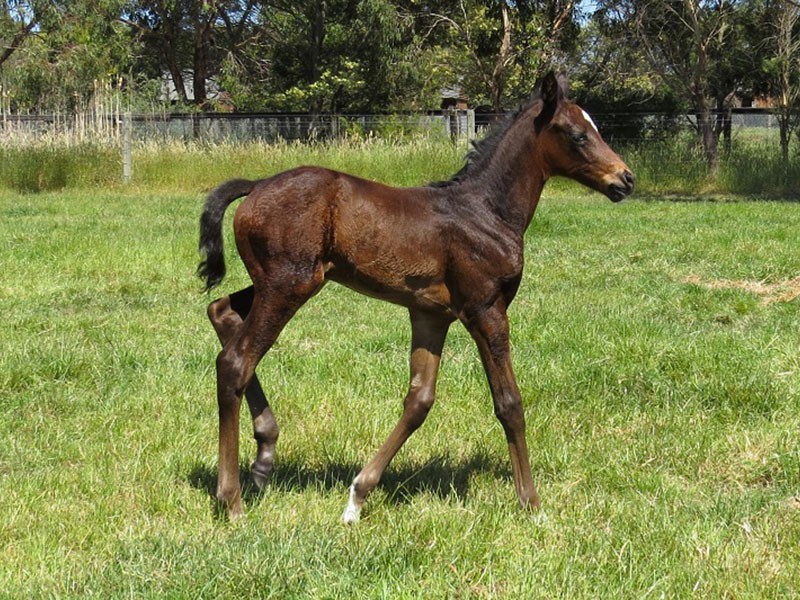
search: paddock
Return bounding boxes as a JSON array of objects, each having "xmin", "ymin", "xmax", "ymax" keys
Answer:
[{"xmin": 1, "ymin": 176, "xmax": 798, "ymax": 595}]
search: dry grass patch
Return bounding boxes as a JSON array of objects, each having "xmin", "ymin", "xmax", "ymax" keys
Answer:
[{"xmin": 683, "ymin": 274, "xmax": 800, "ymax": 305}]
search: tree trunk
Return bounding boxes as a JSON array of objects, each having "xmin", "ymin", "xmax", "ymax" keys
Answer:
[
  {"xmin": 0, "ymin": 19, "xmax": 36, "ymax": 69},
  {"xmin": 779, "ymin": 113, "xmax": 791, "ymax": 167},
  {"xmin": 696, "ymin": 101, "xmax": 718, "ymax": 169},
  {"xmin": 193, "ymin": 19, "xmax": 213, "ymax": 108},
  {"xmin": 161, "ymin": 14, "xmax": 189, "ymax": 105},
  {"xmin": 489, "ymin": 1, "xmax": 512, "ymax": 112},
  {"xmin": 308, "ymin": 0, "xmax": 326, "ymax": 113},
  {"xmin": 684, "ymin": 0, "xmax": 717, "ymax": 168},
  {"xmin": 310, "ymin": 0, "xmax": 325, "ymax": 82},
  {"xmin": 715, "ymin": 95, "xmax": 732, "ymax": 157},
  {"xmin": 167, "ymin": 54, "xmax": 189, "ymax": 105}
]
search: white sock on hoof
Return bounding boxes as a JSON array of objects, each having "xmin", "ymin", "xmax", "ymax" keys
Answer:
[{"xmin": 341, "ymin": 479, "xmax": 361, "ymax": 524}]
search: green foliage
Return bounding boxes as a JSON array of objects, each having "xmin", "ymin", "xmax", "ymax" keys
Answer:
[
  {"xmin": 0, "ymin": 0, "xmax": 585, "ymax": 114},
  {"xmin": 618, "ymin": 132, "xmax": 712, "ymax": 196},
  {"xmin": 719, "ymin": 137, "xmax": 800, "ymax": 196},
  {"xmin": 1, "ymin": 0, "xmax": 132, "ymax": 112},
  {"xmin": 617, "ymin": 128, "xmax": 800, "ymax": 198},
  {"xmin": 0, "ymin": 0, "xmax": 795, "ymax": 131},
  {"xmin": 232, "ymin": 0, "xmax": 432, "ymax": 113},
  {"xmin": 426, "ymin": 0, "xmax": 571, "ymax": 110},
  {"xmin": 3, "ymin": 146, "xmax": 68, "ymax": 193},
  {"xmin": 2, "ymin": 130, "xmax": 800, "ymax": 198}
]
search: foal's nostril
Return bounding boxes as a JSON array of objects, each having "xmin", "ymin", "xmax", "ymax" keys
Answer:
[{"xmin": 623, "ymin": 170, "xmax": 635, "ymax": 190}]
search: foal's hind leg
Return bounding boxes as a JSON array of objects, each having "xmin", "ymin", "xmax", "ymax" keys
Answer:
[
  {"xmin": 216, "ymin": 273, "xmax": 323, "ymax": 517},
  {"xmin": 207, "ymin": 286, "xmax": 278, "ymax": 490},
  {"xmin": 465, "ymin": 301, "xmax": 540, "ymax": 511},
  {"xmin": 342, "ymin": 310, "xmax": 451, "ymax": 523}
]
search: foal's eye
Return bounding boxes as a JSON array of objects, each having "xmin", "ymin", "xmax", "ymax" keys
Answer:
[{"xmin": 571, "ymin": 132, "xmax": 588, "ymax": 145}]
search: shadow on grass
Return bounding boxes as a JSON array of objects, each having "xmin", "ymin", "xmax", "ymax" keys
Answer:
[{"xmin": 188, "ymin": 452, "xmax": 508, "ymax": 516}]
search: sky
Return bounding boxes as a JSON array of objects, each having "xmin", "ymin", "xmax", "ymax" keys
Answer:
[{"xmin": 577, "ymin": 1, "xmax": 601, "ymax": 22}]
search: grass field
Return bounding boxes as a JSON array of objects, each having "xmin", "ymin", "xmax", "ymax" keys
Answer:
[{"xmin": 1, "ymin": 152, "xmax": 799, "ymax": 597}]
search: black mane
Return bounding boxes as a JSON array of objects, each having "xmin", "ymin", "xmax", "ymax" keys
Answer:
[{"xmin": 429, "ymin": 86, "xmax": 545, "ymax": 189}]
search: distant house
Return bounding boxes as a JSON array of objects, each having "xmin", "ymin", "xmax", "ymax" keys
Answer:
[
  {"xmin": 748, "ymin": 95, "xmax": 780, "ymax": 109},
  {"xmin": 160, "ymin": 71, "xmax": 233, "ymax": 111},
  {"xmin": 441, "ymin": 86, "xmax": 468, "ymax": 110},
  {"xmin": 730, "ymin": 88, "xmax": 778, "ymax": 110}
]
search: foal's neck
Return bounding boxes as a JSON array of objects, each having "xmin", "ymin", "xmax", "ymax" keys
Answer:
[{"xmin": 466, "ymin": 111, "xmax": 548, "ymax": 234}]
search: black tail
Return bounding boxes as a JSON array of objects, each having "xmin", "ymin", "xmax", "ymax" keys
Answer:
[{"xmin": 197, "ymin": 179, "xmax": 257, "ymax": 291}]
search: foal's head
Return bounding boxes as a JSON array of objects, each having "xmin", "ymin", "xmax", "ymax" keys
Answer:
[{"xmin": 534, "ymin": 72, "xmax": 634, "ymax": 202}]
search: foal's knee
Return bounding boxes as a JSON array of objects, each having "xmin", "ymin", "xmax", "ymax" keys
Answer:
[
  {"xmin": 216, "ymin": 347, "xmax": 250, "ymax": 401},
  {"xmin": 403, "ymin": 385, "xmax": 435, "ymax": 430},
  {"xmin": 493, "ymin": 393, "xmax": 525, "ymax": 429}
]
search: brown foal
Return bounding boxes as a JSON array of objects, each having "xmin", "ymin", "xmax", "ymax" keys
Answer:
[{"xmin": 197, "ymin": 72, "xmax": 634, "ymax": 521}]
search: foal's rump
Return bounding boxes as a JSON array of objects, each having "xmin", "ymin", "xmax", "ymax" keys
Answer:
[{"xmin": 198, "ymin": 169, "xmax": 333, "ymax": 292}]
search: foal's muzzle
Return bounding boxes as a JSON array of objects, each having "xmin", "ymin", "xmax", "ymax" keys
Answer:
[{"xmin": 607, "ymin": 169, "xmax": 635, "ymax": 202}]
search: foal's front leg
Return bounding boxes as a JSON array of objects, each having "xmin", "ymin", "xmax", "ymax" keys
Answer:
[
  {"xmin": 342, "ymin": 310, "xmax": 451, "ymax": 523},
  {"xmin": 465, "ymin": 301, "xmax": 540, "ymax": 510},
  {"xmin": 207, "ymin": 287, "xmax": 280, "ymax": 490}
]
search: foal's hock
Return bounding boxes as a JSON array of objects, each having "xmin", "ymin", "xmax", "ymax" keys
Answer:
[{"xmin": 198, "ymin": 72, "xmax": 634, "ymax": 521}]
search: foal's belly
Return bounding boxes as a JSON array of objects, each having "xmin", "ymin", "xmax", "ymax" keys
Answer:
[{"xmin": 325, "ymin": 262, "xmax": 454, "ymax": 315}]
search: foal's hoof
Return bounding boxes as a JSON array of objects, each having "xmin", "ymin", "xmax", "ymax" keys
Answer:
[
  {"xmin": 530, "ymin": 511, "xmax": 549, "ymax": 526},
  {"xmin": 216, "ymin": 494, "xmax": 245, "ymax": 521},
  {"xmin": 341, "ymin": 483, "xmax": 362, "ymax": 524},
  {"xmin": 519, "ymin": 489, "xmax": 541, "ymax": 511},
  {"xmin": 251, "ymin": 462, "xmax": 273, "ymax": 491}
]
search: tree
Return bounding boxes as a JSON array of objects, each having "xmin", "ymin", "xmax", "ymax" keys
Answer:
[
  {"xmin": 707, "ymin": 1, "xmax": 766, "ymax": 156},
  {"xmin": 230, "ymin": 0, "xmax": 425, "ymax": 113},
  {"xmin": 0, "ymin": 1, "xmax": 39, "ymax": 69},
  {"xmin": 762, "ymin": 0, "xmax": 800, "ymax": 166},
  {"xmin": 123, "ymin": 0, "xmax": 257, "ymax": 108},
  {"xmin": 434, "ymin": 0, "xmax": 516, "ymax": 111},
  {"xmin": 570, "ymin": 10, "xmax": 682, "ymax": 142},
  {"xmin": 596, "ymin": 0, "xmax": 743, "ymax": 167},
  {"xmin": 425, "ymin": 0, "xmax": 580, "ymax": 111},
  {"xmin": 1, "ymin": 0, "xmax": 132, "ymax": 112}
]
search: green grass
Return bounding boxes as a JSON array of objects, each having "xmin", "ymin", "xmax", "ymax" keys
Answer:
[
  {"xmin": 2, "ymin": 129, "xmax": 800, "ymax": 197},
  {"xmin": 0, "ymin": 138, "xmax": 464, "ymax": 194},
  {"xmin": 1, "ymin": 154, "xmax": 799, "ymax": 597},
  {"xmin": 621, "ymin": 132, "xmax": 800, "ymax": 198}
]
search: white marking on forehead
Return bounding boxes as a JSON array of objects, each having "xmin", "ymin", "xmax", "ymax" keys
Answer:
[{"xmin": 581, "ymin": 108, "xmax": 599, "ymax": 134}]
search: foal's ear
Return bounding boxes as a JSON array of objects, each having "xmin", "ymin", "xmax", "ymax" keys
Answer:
[
  {"xmin": 540, "ymin": 71, "xmax": 564, "ymax": 107},
  {"xmin": 534, "ymin": 71, "xmax": 566, "ymax": 130}
]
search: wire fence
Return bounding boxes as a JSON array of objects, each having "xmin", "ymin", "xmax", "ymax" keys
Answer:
[
  {"xmin": 2, "ymin": 107, "xmax": 798, "ymax": 195},
  {"xmin": 1, "ymin": 110, "xmax": 480, "ymax": 145},
  {"xmin": 1, "ymin": 107, "xmax": 790, "ymax": 146}
]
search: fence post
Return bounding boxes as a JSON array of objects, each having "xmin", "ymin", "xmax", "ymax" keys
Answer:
[
  {"xmin": 446, "ymin": 108, "xmax": 458, "ymax": 143},
  {"xmin": 466, "ymin": 109, "xmax": 475, "ymax": 142},
  {"xmin": 122, "ymin": 112, "xmax": 132, "ymax": 185}
]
